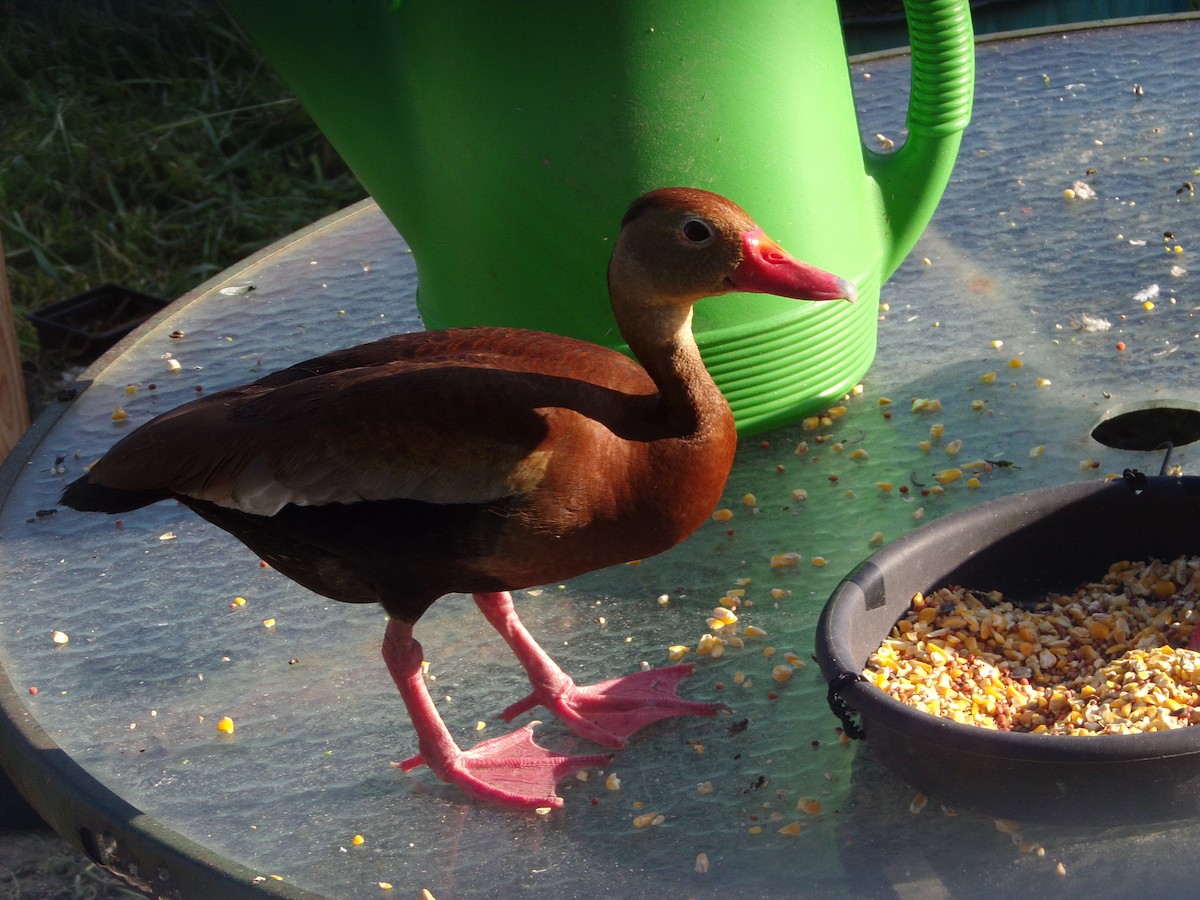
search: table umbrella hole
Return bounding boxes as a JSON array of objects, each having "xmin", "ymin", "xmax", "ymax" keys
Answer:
[{"xmin": 1090, "ymin": 400, "xmax": 1200, "ymax": 453}]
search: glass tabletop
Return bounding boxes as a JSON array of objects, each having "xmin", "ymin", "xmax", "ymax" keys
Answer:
[{"xmin": 1, "ymin": 16, "xmax": 1198, "ymax": 899}]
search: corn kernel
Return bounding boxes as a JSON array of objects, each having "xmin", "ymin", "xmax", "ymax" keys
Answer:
[
  {"xmin": 694, "ymin": 853, "xmax": 710, "ymax": 873},
  {"xmin": 980, "ymin": 371, "xmax": 998, "ymax": 384},
  {"xmin": 742, "ymin": 493, "xmax": 757, "ymax": 508},
  {"xmin": 934, "ymin": 468, "xmax": 963, "ymax": 485},
  {"xmin": 797, "ymin": 798, "xmax": 822, "ymax": 815},
  {"xmin": 352, "ymin": 834, "xmax": 365, "ymax": 846},
  {"xmin": 216, "ymin": 716, "xmax": 235, "ymax": 735},
  {"xmin": 710, "ymin": 607, "xmax": 738, "ymax": 626},
  {"xmin": 771, "ymin": 552, "xmax": 802, "ymax": 569},
  {"xmin": 778, "ymin": 821, "xmax": 803, "ymax": 836},
  {"xmin": 1008, "ymin": 358, "xmax": 1023, "ymax": 369},
  {"xmin": 929, "ymin": 423, "xmax": 945, "ymax": 440},
  {"xmin": 745, "ymin": 625, "xmax": 768, "ymax": 637},
  {"xmin": 711, "ymin": 508, "xmax": 734, "ymax": 522},
  {"xmin": 606, "ymin": 773, "xmax": 621, "ymax": 791},
  {"xmin": 696, "ymin": 634, "xmax": 719, "ymax": 655}
]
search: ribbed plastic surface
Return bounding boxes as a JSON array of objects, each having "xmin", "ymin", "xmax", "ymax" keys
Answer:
[
  {"xmin": 906, "ymin": 0, "xmax": 977, "ymax": 134},
  {"xmin": 701, "ymin": 272, "xmax": 881, "ymax": 433}
]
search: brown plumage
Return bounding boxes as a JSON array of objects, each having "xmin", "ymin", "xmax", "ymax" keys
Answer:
[{"xmin": 61, "ymin": 187, "xmax": 855, "ymax": 808}]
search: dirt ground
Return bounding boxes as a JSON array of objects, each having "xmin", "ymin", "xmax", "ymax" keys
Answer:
[{"xmin": 0, "ymin": 828, "xmax": 137, "ymax": 900}]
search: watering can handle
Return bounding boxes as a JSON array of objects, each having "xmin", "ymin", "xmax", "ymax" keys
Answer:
[{"xmin": 869, "ymin": 0, "xmax": 975, "ymax": 280}]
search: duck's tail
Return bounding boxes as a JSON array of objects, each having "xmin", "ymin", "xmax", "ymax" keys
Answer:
[{"xmin": 60, "ymin": 475, "xmax": 169, "ymax": 514}]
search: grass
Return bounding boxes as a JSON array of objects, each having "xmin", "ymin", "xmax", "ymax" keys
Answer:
[
  {"xmin": 0, "ymin": 830, "xmax": 141, "ymax": 900},
  {"xmin": 0, "ymin": 0, "xmax": 366, "ymax": 368}
]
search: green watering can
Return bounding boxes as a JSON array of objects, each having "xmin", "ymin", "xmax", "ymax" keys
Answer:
[{"xmin": 224, "ymin": 0, "xmax": 974, "ymax": 433}]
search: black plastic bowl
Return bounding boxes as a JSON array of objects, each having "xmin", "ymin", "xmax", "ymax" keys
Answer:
[{"xmin": 815, "ymin": 474, "xmax": 1200, "ymax": 825}]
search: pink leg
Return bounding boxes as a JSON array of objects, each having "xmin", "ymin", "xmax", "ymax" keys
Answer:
[
  {"xmin": 474, "ymin": 591, "xmax": 727, "ymax": 748},
  {"xmin": 383, "ymin": 618, "xmax": 610, "ymax": 809}
]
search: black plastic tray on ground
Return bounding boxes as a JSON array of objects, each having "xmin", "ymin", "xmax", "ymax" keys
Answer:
[{"xmin": 28, "ymin": 285, "xmax": 168, "ymax": 361}]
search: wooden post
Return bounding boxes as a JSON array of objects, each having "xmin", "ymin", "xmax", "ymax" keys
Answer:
[{"xmin": 0, "ymin": 235, "xmax": 31, "ymax": 462}]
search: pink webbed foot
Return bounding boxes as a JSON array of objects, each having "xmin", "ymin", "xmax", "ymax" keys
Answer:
[
  {"xmin": 473, "ymin": 592, "xmax": 727, "ymax": 748},
  {"xmin": 499, "ymin": 663, "xmax": 728, "ymax": 748},
  {"xmin": 396, "ymin": 722, "xmax": 612, "ymax": 810},
  {"xmin": 383, "ymin": 617, "xmax": 609, "ymax": 809}
]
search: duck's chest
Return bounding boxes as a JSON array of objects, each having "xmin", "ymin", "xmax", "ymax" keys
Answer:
[{"xmin": 489, "ymin": 431, "xmax": 734, "ymax": 579}]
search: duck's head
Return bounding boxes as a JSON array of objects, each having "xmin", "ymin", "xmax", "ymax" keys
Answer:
[{"xmin": 609, "ymin": 187, "xmax": 857, "ymax": 314}]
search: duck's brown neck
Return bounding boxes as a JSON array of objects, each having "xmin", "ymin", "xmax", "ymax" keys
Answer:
[{"xmin": 616, "ymin": 301, "xmax": 732, "ymax": 437}]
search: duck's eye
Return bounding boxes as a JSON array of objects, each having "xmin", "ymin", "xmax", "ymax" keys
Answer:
[{"xmin": 681, "ymin": 218, "xmax": 714, "ymax": 243}]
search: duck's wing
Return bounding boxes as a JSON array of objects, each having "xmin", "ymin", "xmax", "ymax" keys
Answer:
[{"xmin": 78, "ymin": 330, "xmax": 656, "ymax": 517}]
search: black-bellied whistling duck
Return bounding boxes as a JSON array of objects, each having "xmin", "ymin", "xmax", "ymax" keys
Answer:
[{"xmin": 61, "ymin": 188, "xmax": 855, "ymax": 809}]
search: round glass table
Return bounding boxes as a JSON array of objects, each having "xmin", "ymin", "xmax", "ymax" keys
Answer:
[{"xmin": 1, "ymin": 15, "xmax": 1198, "ymax": 898}]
